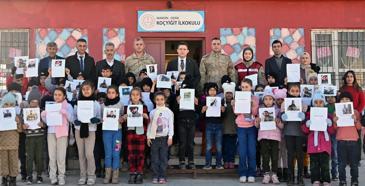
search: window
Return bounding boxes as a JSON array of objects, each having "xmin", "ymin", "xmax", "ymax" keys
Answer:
[
  {"xmin": 311, "ymin": 29, "xmax": 365, "ymax": 89},
  {"xmin": 0, "ymin": 29, "xmax": 29, "ymax": 90}
]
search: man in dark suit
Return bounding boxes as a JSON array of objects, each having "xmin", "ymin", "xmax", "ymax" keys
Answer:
[
  {"xmin": 96, "ymin": 42, "xmax": 125, "ymax": 86},
  {"xmin": 38, "ymin": 42, "xmax": 64, "ymax": 84},
  {"xmin": 65, "ymin": 38, "xmax": 96, "ymax": 83},
  {"xmin": 166, "ymin": 42, "xmax": 200, "ymax": 89},
  {"xmin": 265, "ymin": 40, "xmax": 292, "ymax": 88}
]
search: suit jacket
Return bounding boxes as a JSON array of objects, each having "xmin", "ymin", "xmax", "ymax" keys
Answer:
[
  {"xmin": 265, "ymin": 55, "xmax": 292, "ymax": 88},
  {"xmin": 166, "ymin": 57, "xmax": 201, "ymax": 89},
  {"xmin": 66, "ymin": 52, "xmax": 96, "ymax": 83},
  {"xmin": 96, "ymin": 59, "xmax": 125, "ymax": 86},
  {"xmin": 38, "ymin": 55, "xmax": 64, "ymax": 76}
]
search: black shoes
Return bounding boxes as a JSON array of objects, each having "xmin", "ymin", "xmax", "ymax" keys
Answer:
[
  {"xmin": 128, "ymin": 174, "xmax": 136, "ymax": 184},
  {"xmin": 135, "ymin": 174, "xmax": 143, "ymax": 184},
  {"xmin": 127, "ymin": 173, "xmax": 143, "ymax": 184}
]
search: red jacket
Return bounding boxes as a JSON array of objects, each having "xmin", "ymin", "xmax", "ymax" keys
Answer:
[
  {"xmin": 340, "ymin": 86, "xmax": 365, "ymax": 113},
  {"xmin": 235, "ymin": 61, "xmax": 262, "ymax": 83}
]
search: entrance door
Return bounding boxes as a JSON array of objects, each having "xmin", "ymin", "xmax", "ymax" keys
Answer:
[{"xmin": 144, "ymin": 38, "xmax": 204, "ymax": 74}]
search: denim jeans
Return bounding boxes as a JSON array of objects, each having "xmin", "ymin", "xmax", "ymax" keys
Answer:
[
  {"xmin": 223, "ymin": 134, "xmax": 237, "ymax": 163},
  {"xmin": 205, "ymin": 123, "xmax": 223, "ymax": 166},
  {"xmin": 330, "ymin": 134, "xmax": 338, "ymax": 177},
  {"xmin": 337, "ymin": 140, "xmax": 359, "ymax": 183},
  {"xmin": 237, "ymin": 126, "xmax": 257, "ymax": 177},
  {"xmin": 151, "ymin": 137, "xmax": 168, "ymax": 179},
  {"xmin": 103, "ymin": 129, "xmax": 122, "ymax": 170}
]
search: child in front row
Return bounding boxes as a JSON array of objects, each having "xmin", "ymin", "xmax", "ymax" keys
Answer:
[
  {"xmin": 256, "ymin": 88, "xmax": 283, "ymax": 184},
  {"xmin": 333, "ymin": 92, "xmax": 361, "ymax": 186},
  {"xmin": 302, "ymin": 91, "xmax": 335, "ymax": 186},
  {"xmin": 147, "ymin": 92, "xmax": 174, "ymax": 184}
]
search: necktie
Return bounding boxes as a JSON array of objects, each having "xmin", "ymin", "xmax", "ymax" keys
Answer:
[
  {"xmin": 79, "ymin": 56, "xmax": 84, "ymax": 72},
  {"xmin": 180, "ymin": 59, "xmax": 185, "ymax": 71}
]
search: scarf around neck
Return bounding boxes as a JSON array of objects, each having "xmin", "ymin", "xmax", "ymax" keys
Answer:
[{"xmin": 105, "ymin": 96, "xmax": 120, "ymax": 106}]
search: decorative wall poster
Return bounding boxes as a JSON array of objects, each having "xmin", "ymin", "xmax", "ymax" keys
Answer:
[
  {"xmin": 259, "ymin": 107, "xmax": 276, "ymax": 131},
  {"xmin": 51, "ymin": 59, "xmax": 65, "ymax": 77},
  {"xmin": 179, "ymin": 89, "xmax": 195, "ymax": 110},
  {"xmin": 310, "ymin": 107, "xmax": 328, "ymax": 131},
  {"xmin": 220, "ymin": 27, "xmax": 256, "ymax": 64},
  {"xmin": 23, "ymin": 108, "xmax": 41, "ymax": 130},
  {"xmin": 206, "ymin": 96, "xmax": 221, "ymax": 117},
  {"xmin": 0, "ymin": 108, "xmax": 17, "ymax": 131},
  {"xmin": 234, "ymin": 91, "xmax": 251, "ymax": 114},
  {"xmin": 35, "ymin": 28, "xmax": 88, "ymax": 58},
  {"xmin": 102, "ymin": 107, "xmax": 120, "ymax": 131},
  {"xmin": 77, "ymin": 101, "xmax": 94, "ymax": 123},
  {"xmin": 97, "ymin": 77, "xmax": 112, "ymax": 93},
  {"xmin": 284, "ymin": 98, "xmax": 302, "ymax": 121},
  {"xmin": 119, "ymin": 86, "xmax": 132, "ymax": 106},
  {"xmin": 318, "ymin": 73, "xmax": 332, "ymax": 85},
  {"xmin": 25, "ymin": 58, "xmax": 39, "ymax": 77},
  {"xmin": 14, "ymin": 56, "xmax": 28, "ymax": 74},
  {"xmin": 270, "ymin": 28, "xmax": 305, "ymax": 63},
  {"xmin": 127, "ymin": 105, "xmax": 143, "ymax": 127},
  {"xmin": 335, "ymin": 102, "xmax": 354, "ymax": 127},
  {"xmin": 146, "ymin": 64, "xmax": 158, "ymax": 80},
  {"xmin": 102, "ymin": 28, "xmax": 126, "ymax": 61}
]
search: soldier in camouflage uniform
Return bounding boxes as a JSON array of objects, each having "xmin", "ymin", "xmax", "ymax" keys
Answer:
[
  {"xmin": 125, "ymin": 37, "xmax": 155, "ymax": 78},
  {"xmin": 199, "ymin": 37, "xmax": 237, "ymax": 91}
]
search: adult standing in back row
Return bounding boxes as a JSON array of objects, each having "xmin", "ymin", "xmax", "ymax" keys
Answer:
[{"xmin": 265, "ymin": 40, "xmax": 292, "ymax": 88}]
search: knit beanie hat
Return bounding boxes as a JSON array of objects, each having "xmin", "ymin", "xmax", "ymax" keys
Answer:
[
  {"xmin": 307, "ymin": 72, "xmax": 318, "ymax": 84},
  {"xmin": 273, "ymin": 88, "xmax": 287, "ymax": 99},
  {"xmin": 263, "ymin": 87, "xmax": 275, "ymax": 100},
  {"xmin": 0, "ymin": 92, "xmax": 17, "ymax": 107},
  {"xmin": 28, "ymin": 86, "xmax": 42, "ymax": 104},
  {"xmin": 222, "ymin": 82, "xmax": 236, "ymax": 97},
  {"xmin": 312, "ymin": 91, "xmax": 326, "ymax": 105}
]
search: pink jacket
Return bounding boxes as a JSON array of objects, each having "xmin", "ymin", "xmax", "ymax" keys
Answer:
[
  {"xmin": 41, "ymin": 100, "xmax": 74, "ymax": 138},
  {"xmin": 235, "ymin": 95, "xmax": 259, "ymax": 128},
  {"xmin": 257, "ymin": 106, "xmax": 282, "ymax": 141}
]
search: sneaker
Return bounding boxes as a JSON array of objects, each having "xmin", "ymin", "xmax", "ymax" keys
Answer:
[
  {"xmin": 86, "ymin": 178, "xmax": 95, "ymax": 185},
  {"xmin": 332, "ymin": 175, "xmax": 338, "ymax": 181},
  {"xmin": 22, "ymin": 175, "xmax": 27, "ymax": 182},
  {"xmin": 187, "ymin": 162, "xmax": 196, "ymax": 169},
  {"xmin": 159, "ymin": 178, "xmax": 167, "ymax": 184},
  {"xmin": 247, "ymin": 176, "xmax": 255, "ymax": 183},
  {"xmin": 351, "ymin": 181, "xmax": 359, "ymax": 186},
  {"xmin": 312, "ymin": 181, "xmax": 321, "ymax": 186},
  {"xmin": 58, "ymin": 178, "xmax": 65, "ymax": 185},
  {"xmin": 152, "ymin": 178, "xmax": 159, "ymax": 184},
  {"xmin": 78, "ymin": 178, "xmax": 86, "ymax": 185},
  {"xmin": 203, "ymin": 165, "xmax": 212, "ymax": 170},
  {"xmin": 26, "ymin": 176, "xmax": 33, "ymax": 185},
  {"xmin": 228, "ymin": 162, "xmax": 235, "ymax": 169},
  {"xmin": 216, "ymin": 165, "xmax": 224, "ymax": 170},
  {"xmin": 36, "ymin": 176, "xmax": 43, "ymax": 184},
  {"xmin": 50, "ymin": 179, "xmax": 58, "ymax": 185},
  {"xmin": 239, "ymin": 176, "xmax": 247, "ymax": 183},
  {"xmin": 135, "ymin": 174, "xmax": 143, "ymax": 184},
  {"xmin": 224, "ymin": 162, "xmax": 229, "ymax": 169},
  {"xmin": 128, "ymin": 174, "xmax": 136, "ymax": 184},
  {"xmin": 262, "ymin": 173, "xmax": 270, "ymax": 184},
  {"xmin": 339, "ymin": 181, "xmax": 347, "ymax": 186},
  {"xmin": 271, "ymin": 174, "xmax": 280, "ymax": 184}
]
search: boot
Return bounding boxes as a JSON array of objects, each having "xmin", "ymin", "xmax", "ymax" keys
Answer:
[
  {"xmin": 303, "ymin": 166, "xmax": 310, "ymax": 178},
  {"xmin": 282, "ymin": 168, "xmax": 288, "ymax": 182},
  {"xmin": 128, "ymin": 174, "xmax": 136, "ymax": 184},
  {"xmin": 297, "ymin": 175, "xmax": 304, "ymax": 186},
  {"xmin": 111, "ymin": 170, "xmax": 119, "ymax": 184},
  {"xmin": 277, "ymin": 168, "xmax": 283, "ymax": 181},
  {"xmin": 103, "ymin": 168, "xmax": 112, "ymax": 184},
  {"xmin": 135, "ymin": 174, "xmax": 143, "ymax": 184},
  {"xmin": 8, "ymin": 177, "xmax": 16, "ymax": 186},
  {"xmin": 1, "ymin": 176, "xmax": 8, "ymax": 186},
  {"xmin": 287, "ymin": 174, "xmax": 295, "ymax": 186}
]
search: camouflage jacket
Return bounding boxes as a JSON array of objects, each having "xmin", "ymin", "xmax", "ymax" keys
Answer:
[{"xmin": 125, "ymin": 52, "xmax": 155, "ymax": 77}]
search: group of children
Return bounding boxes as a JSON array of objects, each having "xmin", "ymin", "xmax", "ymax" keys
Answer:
[{"xmin": 0, "ymin": 66, "xmax": 362, "ymax": 186}]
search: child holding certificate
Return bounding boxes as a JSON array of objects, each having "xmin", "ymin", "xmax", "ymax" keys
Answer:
[
  {"xmin": 73, "ymin": 80, "xmax": 101, "ymax": 185},
  {"xmin": 122, "ymin": 87, "xmax": 149, "ymax": 184},
  {"xmin": 41, "ymin": 87, "xmax": 74, "ymax": 185},
  {"xmin": 102, "ymin": 85, "xmax": 124, "ymax": 184},
  {"xmin": 255, "ymin": 89, "xmax": 283, "ymax": 184},
  {"xmin": 302, "ymin": 92, "xmax": 335, "ymax": 186},
  {"xmin": 0, "ymin": 93, "xmax": 22, "ymax": 186},
  {"xmin": 234, "ymin": 79, "xmax": 259, "ymax": 183},
  {"xmin": 333, "ymin": 92, "xmax": 361, "ymax": 186}
]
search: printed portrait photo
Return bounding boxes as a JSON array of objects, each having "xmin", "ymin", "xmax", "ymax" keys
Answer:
[
  {"xmin": 287, "ymin": 100, "xmax": 300, "ymax": 111},
  {"xmin": 106, "ymin": 110, "xmax": 117, "ymax": 118},
  {"xmin": 262, "ymin": 110, "xmax": 274, "ymax": 122},
  {"xmin": 3, "ymin": 109, "xmax": 12, "ymax": 118},
  {"xmin": 129, "ymin": 106, "xmax": 142, "ymax": 117},
  {"xmin": 25, "ymin": 110, "xmax": 38, "ymax": 121}
]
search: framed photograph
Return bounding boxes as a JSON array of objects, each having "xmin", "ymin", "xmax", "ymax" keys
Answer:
[
  {"xmin": 284, "ymin": 98, "xmax": 303, "ymax": 121},
  {"xmin": 23, "ymin": 108, "xmax": 41, "ymax": 130},
  {"xmin": 259, "ymin": 107, "xmax": 276, "ymax": 131},
  {"xmin": 97, "ymin": 77, "xmax": 112, "ymax": 93},
  {"xmin": 335, "ymin": 102, "xmax": 354, "ymax": 127},
  {"xmin": 127, "ymin": 105, "xmax": 143, "ymax": 127},
  {"xmin": 0, "ymin": 108, "xmax": 17, "ymax": 131}
]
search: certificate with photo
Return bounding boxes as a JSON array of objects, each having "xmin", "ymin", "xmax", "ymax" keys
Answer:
[
  {"xmin": 146, "ymin": 64, "xmax": 158, "ymax": 80},
  {"xmin": 179, "ymin": 88, "xmax": 195, "ymax": 110},
  {"xmin": 97, "ymin": 77, "xmax": 112, "ymax": 93},
  {"xmin": 156, "ymin": 74, "xmax": 172, "ymax": 89},
  {"xmin": 127, "ymin": 105, "xmax": 143, "ymax": 127},
  {"xmin": 25, "ymin": 58, "xmax": 39, "ymax": 77},
  {"xmin": 0, "ymin": 107, "xmax": 17, "ymax": 131},
  {"xmin": 234, "ymin": 91, "xmax": 251, "ymax": 114},
  {"xmin": 51, "ymin": 59, "xmax": 65, "ymax": 77},
  {"xmin": 259, "ymin": 107, "xmax": 276, "ymax": 131},
  {"xmin": 23, "ymin": 108, "xmax": 41, "ymax": 130},
  {"xmin": 45, "ymin": 102, "xmax": 62, "ymax": 126},
  {"xmin": 335, "ymin": 102, "xmax": 354, "ymax": 127},
  {"xmin": 14, "ymin": 56, "xmax": 29, "ymax": 74},
  {"xmin": 206, "ymin": 96, "xmax": 221, "ymax": 117},
  {"xmin": 284, "ymin": 98, "xmax": 302, "ymax": 121},
  {"xmin": 310, "ymin": 107, "xmax": 328, "ymax": 131},
  {"xmin": 103, "ymin": 107, "xmax": 120, "ymax": 131}
]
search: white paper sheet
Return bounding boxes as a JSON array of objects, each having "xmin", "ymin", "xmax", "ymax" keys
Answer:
[
  {"xmin": 45, "ymin": 103, "xmax": 62, "ymax": 126},
  {"xmin": 119, "ymin": 86, "xmax": 132, "ymax": 106},
  {"xmin": 97, "ymin": 77, "xmax": 112, "ymax": 93},
  {"xmin": 51, "ymin": 59, "xmax": 65, "ymax": 77},
  {"xmin": 14, "ymin": 56, "xmax": 28, "ymax": 75},
  {"xmin": 335, "ymin": 102, "xmax": 354, "ymax": 127},
  {"xmin": 234, "ymin": 91, "xmax": 251, "ymax": 114},
  {"xmin": 23, "ymin": 108, "xmax": 41, "ymax": 130},
  {"xmin": 180, "ymin": 89, "xmax": 195, "ymax": 110},
  {"xmin": 310, "ymin": 107, "xmax": 328, "ymax": 131},
  {"xmin": 284, "ymin": 98, "xmax": 303, "ymax": 121},
  {"xmin": 142, "ymin": 92, "xmax": 154, "ymax": 112},
  {"xmin": 146, "ymin": 64, "xmax": 158, "ymax": 80},
  {"xmin": 245, "ymin": 74, "xmax": 258, "ymax": 89},
  {"xmin": 25, "ymin": 58, "xmax": 39, "ymax": 77},
  {"xmin": 321, "ymin": 85, "xmax": 337, "ymax": 96},
  {"xmin": 259, "ymin": 107, "xmax": 276, "ymax": 131},
  {"xmin": 166, "ymin": 71, "xmax": 179, "ymax": 79},
  {"xmin": 65, "ymin": 81, "xmax": 77, "ymax": 101},
  {"xmin": 318, "ymin": 73, "xmax": 332, "ymax": 85},
  {"xmin": 300, "ymin": 84, "xmax": 314, "ymax": 105},
  {"xmin": 287, "ymin": 64, "xmax": 300, "ymax": 83},
  {"xmin": 127, "ymin": 105, "xmax": 143, "ymax": 127},
  {"xmin": 0, "ymin": 108, "xmax": 17, "ymax": 131},
  {"xmin": 77, "ymin": 101, "xmax": 94, "ymax": 123},
  {"xmin": 206, "ymin": 96, "xmax": 221, "ymax": 117},
  {"xmin": 156, "ymin": 74, "xmax": 172, "ymax": 89},
  {"xmin": 102, "ymin": 107, "xmax": 120, "ymax": 131}
]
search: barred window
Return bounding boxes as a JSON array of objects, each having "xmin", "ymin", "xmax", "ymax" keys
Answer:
[{"xmin": 311, "ymin": 29, "xmax": 365, "ymax": 89}]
